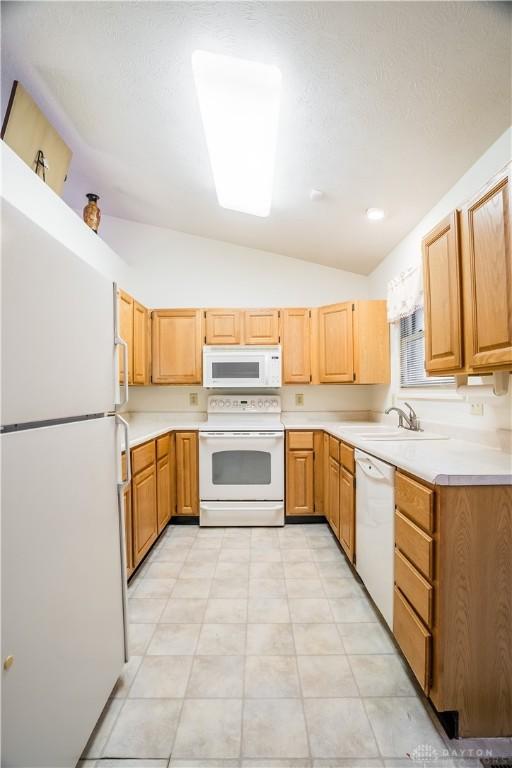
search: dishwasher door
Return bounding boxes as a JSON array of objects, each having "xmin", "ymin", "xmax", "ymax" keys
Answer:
[{"xmin": 355, "ymin": 450, "xmax": 395, "ymax": 628}]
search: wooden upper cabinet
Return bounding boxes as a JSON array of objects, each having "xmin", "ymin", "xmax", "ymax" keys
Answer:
[
  {"xmin": 422, "ymin": 212, "xmax": 463, "ymax": 373},
  {"xmin": 461, "ymin": 165, "xmax": 512, "ymax": 371},
  {"xmin": 205, "ymin": 309, "xmax": 241, "ymax": 345},
  {"xmin": 152, "ymin": 309, "xmax": 203, "ymax": 384},
  {"xmin": 118, "ymin": 290, "xmax": 134, "ymax": 385},
  {"xmin": 133, "ymin": 301, "xmax": 148, "ymax": 385},
  {"xmin": 243, "ymin": 309, "xmax": 280, "ymax": 344},
  {"xmin": 318, "ymin": 302, "xmax": 354, "ymax": 382},
  {"xmin": 175, "ymin": 432, "xmax": 199, "ymax": 515},
  {"xmin": 282, "ymin": 308, "xmax": 311, "ymax": 383},
  {"xmin": 352, "ymin": 301, "xmax": 390, "ymax": 384}
]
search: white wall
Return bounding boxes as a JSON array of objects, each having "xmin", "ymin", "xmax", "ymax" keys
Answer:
[
  {"xmin": 99, "ymin": 215, "xmax": 368, "ymax": 308},
  {"xmin": 367, "ymin": 128, "xmax": 512, "ymax": 445}
]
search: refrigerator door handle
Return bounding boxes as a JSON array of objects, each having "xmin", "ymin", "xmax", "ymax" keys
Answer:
[
  {"xmin": 113, "ymin": 282, "xmax": 129, "ymax": 409},
  {"xmin": 116, "ymin": 414, "xmax": 131, "ymax": 488},
  {"xmin": 115, "ymin": 413, "xmax": 131, "ymax": 661}
]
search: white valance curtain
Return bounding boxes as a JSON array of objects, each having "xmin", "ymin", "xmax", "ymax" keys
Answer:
[{"xmin": 387, "ymin": 264, "xmax": 423, "ymax": 323}]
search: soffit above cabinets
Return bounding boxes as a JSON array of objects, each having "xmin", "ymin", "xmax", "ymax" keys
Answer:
[{"xmin": 2, "ymin": 1, "xmax": 510, "ymax": 274}]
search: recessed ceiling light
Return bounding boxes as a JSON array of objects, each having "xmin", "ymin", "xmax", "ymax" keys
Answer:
[
  {"xmin": 366, "ymin": 207, "xmax": 385, "ymax": 220},
  {"xmin": 192, "ymin": 50, "xmax": 282, "ymax": 217}
]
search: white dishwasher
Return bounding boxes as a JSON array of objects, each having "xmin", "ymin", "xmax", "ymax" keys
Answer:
[{"xmin": 355, "ymin": 449, "xmax": 395, "ymax": 628}]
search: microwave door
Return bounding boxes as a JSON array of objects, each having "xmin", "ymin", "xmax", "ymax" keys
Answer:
[{"xmin": 209, "ymin": 355, "xmax": 265, "ymax": 387}]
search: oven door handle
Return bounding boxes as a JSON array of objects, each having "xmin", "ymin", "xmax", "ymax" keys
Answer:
[{"xmin": 199, "ymin": 431, "xmax": 284, "ymax": 438}]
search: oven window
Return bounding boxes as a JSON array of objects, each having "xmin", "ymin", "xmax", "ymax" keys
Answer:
[
  {"xmin": 212, "ymin": 361, "xmax": 260, "ymax": 379},
  {"xmin": 212, "ymin": 450, "xmax": 271, "ymax": 485}
]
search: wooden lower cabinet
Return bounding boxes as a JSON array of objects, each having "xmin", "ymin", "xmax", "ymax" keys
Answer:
[
  {"xmin": 286, "ymin": 449, "xmax": 314, "ymax": 514},
  {"xmin": 338, "ymin": 466, "xmax": 355, "ymax": 563},
  {"xmin": 327, "ymin": 456, "xmax": 340, "ymax": 537},
  {"xmin": 122, "ymin": 452, "xmax": 134, "ymax": 578},
  {"xmin": 132, "ymin": 462, "xmax": 158, "ymax": 566},
  {"xmin": 393, "ymin": 471, "xmax": 512, "ymax": 738},
  {"xmin": 175, "ymin": 432, "xmax": 199, "ymax": 515}
]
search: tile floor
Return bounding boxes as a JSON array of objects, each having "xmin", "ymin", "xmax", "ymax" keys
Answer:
[{"xmin": 81, "ymin": 523, "xmax": 511, "ymax": 768}]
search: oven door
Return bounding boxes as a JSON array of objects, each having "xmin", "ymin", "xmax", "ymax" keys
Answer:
[
  {"xmin": 203, "ymin": 352, "xmax": 267, "ymax": 387},
  {"xmin": 199, "ymin": 431, "xmax": 284, "ymax": 501}
]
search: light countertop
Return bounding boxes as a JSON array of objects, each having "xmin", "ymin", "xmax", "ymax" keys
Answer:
[{"xmin": 121, "ymin": 411, "xmax": 512, "ymax": 486}]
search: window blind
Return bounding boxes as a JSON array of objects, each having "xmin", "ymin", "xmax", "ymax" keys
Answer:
[{"xmin": 400, "ymin": 308, "xmax": 455, "ymax": 388}]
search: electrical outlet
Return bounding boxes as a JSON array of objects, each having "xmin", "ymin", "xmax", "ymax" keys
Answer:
[
  {"xmin": 470, "ymin": 402, "xmax": 483, "ymax": 416},
  {"xmin": 189, "ymin": 392, "xmax": 198, "ymax": 406},
  {"xmin": 295, "ymin": 393, "xmax": 304, "ymax": 407}
]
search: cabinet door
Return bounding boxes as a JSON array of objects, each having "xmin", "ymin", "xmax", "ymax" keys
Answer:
[
  {"xmin": 176, "ymin": 432, "xmax": 198, "ymax": 515},
  {"xmin": 322, "ymin": 433, "xmax": 330, "ymax": 519},
  {"xmin": 205, "ymin": 309, "xmax": 241, "ymax": 344},
  {"xmin": 352, "ymin": 301, "xmax": 390, "ymax": 384},
  {"xmin": 339, "ymin": 467, "xmax": 355, "ymax": 563},
  {"xmin": 169, "ymin": 432, "xmax": 176, "ymax": 521},
  {"xmin": 243, "ymin": 309, "xmax": 280, "ymax": 344},
  {"xmin": 422, "ymin": 212, "xmax": 463, "ymax": 373},
  {"xmin": 287, "ymin": 449, "xmax": 314, "ymax": 515},
  {"xmin": 119, "ymin": 289, "xmax": 134, "ymax": 385},
  {"xmin": 461, "ymin": 166, "xmax": 512, "ymax": 370},
  {"xmin": 157, "ymin": 454, "xmax": 171, "ymax": 533},
  {"xmin": 132, "ymin": 463, "xmax": 158, "ymax": 565},
  {"xmin": 282, "ymin": 308, "xmax": 311, "ymax": 383},
  {"xmin": 152, "ymin": 310, "xmax": 203, "ymax": 384},
  {"xmin": 133, "ymin": 300, "xmax": 147, "ymax": 385},
  {"xmin": 313, "ymin": 432, "xmax": 324, "ymax": 515},
  {"xmin": 328, "ymin": 457, "xmax": 340, "ymax": 537},
  {"xmin": 145, "ymin": 307, "xmax": 152, "ymax": 385},
  {"xmin": 318, "ymin": 303, "xmax": 354, "ymax": 382}
]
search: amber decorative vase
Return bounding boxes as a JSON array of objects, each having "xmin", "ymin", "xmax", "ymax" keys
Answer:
[{"xmin": 83, "ymin": 193, "xmax": 101, "ymax": 233}]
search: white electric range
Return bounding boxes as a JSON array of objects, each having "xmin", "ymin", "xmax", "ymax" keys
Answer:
[{"xmin": 199, "ymin": 394, "xmax": 285, "ymax": 527}]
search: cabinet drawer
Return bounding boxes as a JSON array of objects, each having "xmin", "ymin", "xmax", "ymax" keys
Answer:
[
  {"xmin": 395, "ymin": 548, "xmax": 433, "ymax": 627},
  {"xmin": 395, "ymin": 510, "xmax": 434, "ymax": 580},
  {"xmin": 157, "ymin": 433, "xmax": 171, "ymax": 459},
  {"xmin": 288, "ymin": 431, "xmax": 314, "ymax": 450},
  {"xmin": 339, "ymin": 441, "xmax": 355, "ymax": 474},
  {"xmin": 396, "ymin": 471, "xmax": 434, "ymax": 532},
  {"xmin": 329, "ymin": 436, "xmax": 340, "ymax": 462},
  {"xmin": 393, "ymin": 587, "xmax": 431, "ymax": 693},
  {"xmin": 131, "ymin": 439, "xmax": 156, "ymax": 475}
]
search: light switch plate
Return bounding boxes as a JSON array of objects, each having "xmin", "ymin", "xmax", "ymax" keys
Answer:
[
  {"xmin": 470, "ymin": 402, "xmax": 483, "ymax": 416},
  {"xmin": 295, "ymin": 393, "xmax": 304, "ymax": 407},
  {"xmin": 189, "ymin": 392, "xmax": 198, "ymax": 406}
]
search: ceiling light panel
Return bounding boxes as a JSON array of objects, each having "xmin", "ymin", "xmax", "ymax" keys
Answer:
[{"xmin": 192, "ymin": 50, "xmax": 282, "ymax": 217}]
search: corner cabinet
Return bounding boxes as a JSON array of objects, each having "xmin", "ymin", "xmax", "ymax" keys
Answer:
[
  {"xmin": 152, "ymin": 309, "xmax": 203, "ymax": 384},
  {"xmin": 422, "ymin": 164, "xmax": 512, "ymax": 376},
  {"xmin": 118, "ymin": 289, "xmax": 152, "ymax": 386}
]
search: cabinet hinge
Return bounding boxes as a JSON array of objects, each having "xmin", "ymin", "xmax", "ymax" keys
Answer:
[
  {"xmin": 278, "ymin": 310, "xmax": 281, "ymax": 318},
  {"xmin": 310, "ymin": 374, "xmax": 312, "ymax": 383},
  {"xmin": 204, "ymin": 336, "xmax": 207, "ymax": 344},
  {"xmin": 353, "ymin": 373, "xmax": 356, "ymax": 382},
  {"xmin": 278, "ymin": 336, "xmax": 281, "ymax": 343},
  {"xmin": 352, "ymin": 304, "xmax": 355, "ymax": 311},
  {"xmin": 203, "ymin": 311, "xmax": 207, "ymax": 319},
  {"xmin": 308, "ymin": 309, "xmax": 312, "ymax": 318}
]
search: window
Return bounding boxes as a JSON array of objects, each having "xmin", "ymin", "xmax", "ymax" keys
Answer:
[{"xmin": 400, "ymin": 308, "xmax": 455, "ymax": 387}]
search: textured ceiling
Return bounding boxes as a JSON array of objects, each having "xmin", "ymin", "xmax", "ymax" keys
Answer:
[{"xmin": 2, "ymin": 1, "xmax": 511, "ymax": 274}]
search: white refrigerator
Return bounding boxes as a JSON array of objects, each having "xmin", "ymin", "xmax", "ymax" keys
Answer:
[{"xmin": 1, "ymin": 199, "xmax": 129, "ymax": 766}]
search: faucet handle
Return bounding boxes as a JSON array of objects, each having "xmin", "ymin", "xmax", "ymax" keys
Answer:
[{"xmin": 402, "ymin": 402, "xmax": 416, "ymax": 418}]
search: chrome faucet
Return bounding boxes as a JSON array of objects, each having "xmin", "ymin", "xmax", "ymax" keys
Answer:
[{"xmin": 384, "ymin": 402, "xmax": 421, "ymax": 431}]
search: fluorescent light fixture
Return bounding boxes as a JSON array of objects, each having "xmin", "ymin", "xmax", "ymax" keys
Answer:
[
  {"xmin": 366, "ymin": 207, "xmax": 385, "ymax": 220},
  {"xmin": 192, "ymin": 50, "xmax": 282, "ymax": 217}
]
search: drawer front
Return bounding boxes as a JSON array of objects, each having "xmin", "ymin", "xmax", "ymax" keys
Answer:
[
  {"xmin": 395, "ymin": 548, "xmax": 433, "ymax": 627},
  {"xmin": 157, "ymin": 433, "xmax": 171, "ymax": 459},
  {"xmin": 288, "ymin": 431, "xmax": 314, "ymax": 450},
  {"xmin": 329, "ymin": 436, "xmax": 340, "ymax": 462},
  {"xmin": 339, "ymin": 441, "xmax": 355, "ymax": 474},
  {"xmin": 131, "ymin": 439, "xmax": 156, "ymax": 475},
  {"xmin": 395, "ymin": 510, "xmax": 434, "ymax": 580},
  {"xmin": 393, "ymin": 587, "xmax": 431, "ymax": 693},
  {"xmin": 395, "ymin": 471, "xmax": 434, "ymax": 532}
]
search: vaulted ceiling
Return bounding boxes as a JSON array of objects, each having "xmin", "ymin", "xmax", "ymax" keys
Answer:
[{"xmin": 2, "ymin": 1, "xmax": 511, "ymax": 274}]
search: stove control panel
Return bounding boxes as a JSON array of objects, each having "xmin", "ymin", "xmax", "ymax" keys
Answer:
[{"xmin": 207, "ymin": 395, "xmax": 281, "ymax": 413}]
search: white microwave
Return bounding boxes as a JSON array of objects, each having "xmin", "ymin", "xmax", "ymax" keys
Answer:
[{"xmin": 203, "ymin": 346, "xmax": 281, "ymax": 388}]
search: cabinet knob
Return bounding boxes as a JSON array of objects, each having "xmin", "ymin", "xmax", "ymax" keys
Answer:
[{"xmin": 3, "ymin": 655, "xmax": 14, "ymax": 671}]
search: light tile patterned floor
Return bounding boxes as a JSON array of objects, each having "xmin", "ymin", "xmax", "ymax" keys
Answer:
[{"xmin": 81, "ymin": 523, "xmax": 511, "ymax": 768}]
